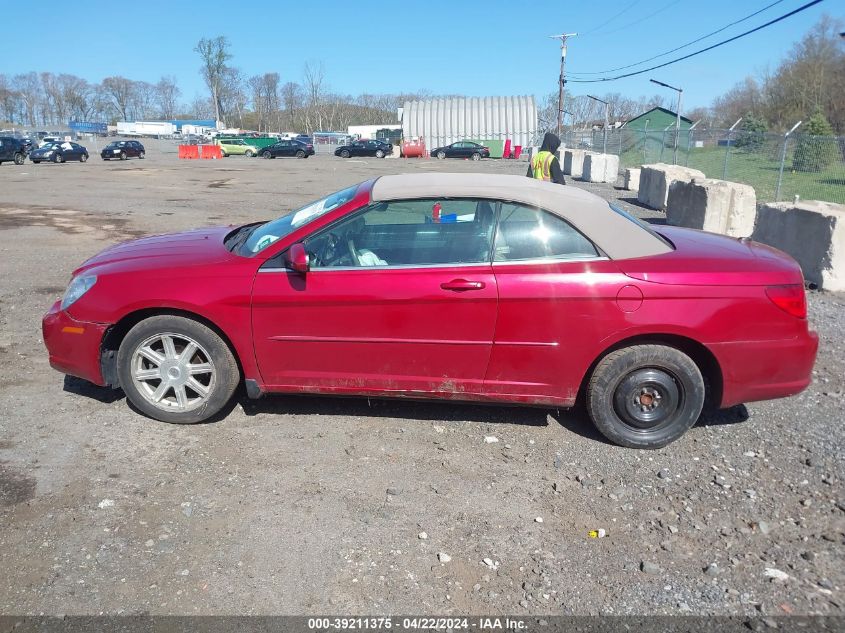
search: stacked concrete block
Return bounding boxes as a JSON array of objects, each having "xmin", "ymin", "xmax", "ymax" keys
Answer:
[
  {"xmin": 637, "ymin": 163, "xmax": 706, "ymax": 211},
  {"xmin": 624, "ymin": 168, "xmax": 641, "ymax": 191},
  {"xmin": 752, "ymin": 200, "xmax": 845, "ymax": 292},
  {"xmin": 666, "ymin": 178, "xmax": 757, "ymax": 237},
  {"xmin": 582, "ymin": 153, "xmax": 620, "ymax": 184},
  {"xmin": 563, "ymin": 149, "xmax": 593, "ymax": 178}
]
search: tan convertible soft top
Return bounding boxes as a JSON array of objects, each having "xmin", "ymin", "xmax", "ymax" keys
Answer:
[{"xmin": 371, "ymin": 173, "xmax": 672, "ymax": 260}]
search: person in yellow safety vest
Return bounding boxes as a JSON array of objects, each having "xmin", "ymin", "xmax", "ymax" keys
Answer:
[{"xmin": 526, "ymin": 132, "xmax": 566, "ymax": 185}]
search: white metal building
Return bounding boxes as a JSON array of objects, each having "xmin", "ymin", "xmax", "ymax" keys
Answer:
[
  {"xmin": 348, "ymin": 124, "xmax": 401, "ymax": 140},
  {"xmin": 401, "ymin": 96, "xmax": 537, "ymax": 149}
]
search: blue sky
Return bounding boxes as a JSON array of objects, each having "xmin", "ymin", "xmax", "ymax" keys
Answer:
[{"xmin": 0, "ymin": 0, "xmax": 837, "ymax": 110}]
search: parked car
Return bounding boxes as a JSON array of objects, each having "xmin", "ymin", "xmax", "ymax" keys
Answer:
[
  {"xmin": 334, "ymin": 139, "xmax": 393, "ymax": 158},
  {"xmin": 0, "ymin": 136, "xmax": 28, "ymax": 165},
  {"xmin": 429, "ymin": 141, "xmax": 490, "ymax": 160},
  {"xmin": 216, "ymin": 138, "xmax": 259, "ymax": 157},
  {"xmin": 42, "ymin": 173, "xmax": 817, "ymax": 448},
  {"xmin": 101, "ymin": 140, "xmax": 145, "ymax": 161},
  {"xmin": 260, "ymin": 139, "xmax": 314, "ymax": 159},
  {"xmin": 29, "ymin": 141, "xmax": 89, "ymax": 163}
]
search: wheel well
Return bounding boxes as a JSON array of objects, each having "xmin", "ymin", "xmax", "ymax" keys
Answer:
[
  {"xmin": 99, "ymin": 308, "xmax": 244, "ymax": 388},
  {"xmin": 578, "ymin": 334, "xmax": 723, "ymax": 410}
]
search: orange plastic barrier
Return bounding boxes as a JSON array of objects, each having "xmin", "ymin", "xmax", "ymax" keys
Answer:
[
  {"xmin": 178, "ymin": 144, "xmax": 199, "ymax": 159},
  {"xmin": 200, "ymin": 145, "xmax": 222, "ymax": 159},
  {"xmin": 513, "ymin": 145, "xmax": 523, "ymax": 160},
  {"xmin": 503, "ymin": 139, "xmax": 512, "ymax": 159}
]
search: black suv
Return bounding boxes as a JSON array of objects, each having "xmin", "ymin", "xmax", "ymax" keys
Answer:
[
  {"xmin": 0, "ymin": 137, "xmax": 28, "ymax": 165},
  {"xmin": 101, "ymin": 140, "xmax": 145, "ymax": 160}
]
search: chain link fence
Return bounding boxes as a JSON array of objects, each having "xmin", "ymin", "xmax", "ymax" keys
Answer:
[{"xmin": 561, "ymin": 128, "xmax": 845, "ymax": 205}]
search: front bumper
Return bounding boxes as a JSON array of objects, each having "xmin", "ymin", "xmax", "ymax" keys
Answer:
[
  {"xmin": 713, "ymin": 329, "xmax": 819, "ymax": 408},
  {"xmin": 42, "ymin": 301, "xmax": 109, "ymax": 386}
]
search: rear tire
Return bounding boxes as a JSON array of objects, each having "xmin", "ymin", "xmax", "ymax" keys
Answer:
[
  {"xmin": 54, "ymin": 154, "xmax": 63, "ymax": 163},
  {"xmin": 120, "ymin": 151, "xmax": 127, "ymax": 160},
  {"xmin": 117, "ymin": 315, "xmax": 240, "ymax": 425},
  {"xmin": 262, "ymin": 150, "xmax": 272, "ymax": 159},
  {"xmin": 586, "ymin": 344, "xmax": 705, "ymax": 449},
  {"xmin": 139, "ymin": 151, "xmax": 145, "ymax": 159},
  {"xmin": 14, "ymin": 153, "xmax": 24, "ymax": 165},
  {"xmin": 296, "ymin": 150, "xmax": 306, "ymax": 158}
]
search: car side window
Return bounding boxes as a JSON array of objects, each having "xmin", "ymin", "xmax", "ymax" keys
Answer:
[
  {"xmin": 304, "ymin": 198, "xmax": 496, "ymax": 268},
  {"xmin": 494, "ymin": 203, "xmax": 599, "ymax": 262}
]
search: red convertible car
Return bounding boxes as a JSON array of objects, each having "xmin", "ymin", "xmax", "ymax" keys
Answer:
[{"xmin": 43, "ymin": 174, "xmax": 818, "ymax": 448}]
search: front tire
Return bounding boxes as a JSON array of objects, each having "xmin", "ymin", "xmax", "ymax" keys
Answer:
[
  {"xmin": 471, "ymin": 152, "xmax": 481, "ymax": 161},
  {"xmin": 54, "ymin": 154, "xmax": 63, "ymax": 163},
  {"xmin": 80, "ymin": 154, "xmax": 88, "ymax": 163},
  {"xmin": 437, "ymin": 151, "xmax": 446, "ymax": 159},
  {"xmin": 586, "ymin": 345, "xmax": 705, "ymax": 449},
  {"xmin": 139, "ymin": 151, "xmax": 145, "ymax": 159},
  {"xmin": 117, "ymin": 315, "xmax": 240, "ymax": 424},
  {"xmin": 340, "ymin": 149, "xmax": 350, "ymax": 158},
  {"xmin": 244, "ymin": 150, "xmax": 254, "ymax": 157},
  {"xmin": 375, "ymin": 149, "xmax": 385, "ymax": 158},
  {"xmin": 120, "ymin": 151, "xmax": 127, "ymax": 160}
]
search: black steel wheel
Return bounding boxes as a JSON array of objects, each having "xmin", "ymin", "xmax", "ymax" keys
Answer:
[{"xmin": 586, "ymin": 344, "xmax": 705, "ymax": 449}]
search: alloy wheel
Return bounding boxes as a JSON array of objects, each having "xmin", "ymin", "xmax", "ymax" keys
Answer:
[{"xmin": 130, "ymin": 332, "xmax": 216, "ymax": 412}]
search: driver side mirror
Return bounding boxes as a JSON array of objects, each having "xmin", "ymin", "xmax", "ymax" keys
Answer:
[{"xmin": 285, "ymin": 242, "xmax": 310, "ymax": 273}]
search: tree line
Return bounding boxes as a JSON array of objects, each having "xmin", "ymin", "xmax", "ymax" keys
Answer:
[
  {"xmin": 0, "ymin": 35, "xmax": 445, "ymax": 133},
  {"xmin": 692, "ymin": 15, "xmax": 843, "ymax": 135}
]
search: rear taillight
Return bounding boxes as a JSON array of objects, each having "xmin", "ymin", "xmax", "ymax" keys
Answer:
[{"xmin": 765, "ymin": 284, "xmax": 807, "ymax": 319}]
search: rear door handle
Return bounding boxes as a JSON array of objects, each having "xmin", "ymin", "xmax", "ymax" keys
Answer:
[{"xmin": 441, "ymin": 279, "xmax": 485, "ymax": 291}]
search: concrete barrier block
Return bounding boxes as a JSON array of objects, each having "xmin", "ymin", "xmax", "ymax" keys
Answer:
[
  {"xmin": 386, "ymin": 144, "xmax": 400, "ymax": 159},
  {"xmin": 752, "ymin": 200, "xmax": 845, "ymax": 292},
  {"xmin": 582, "ymin": 153, "xmax": 620, "ymax": 183},
  {"xmin": 637, "ymin": 163, "xmax": 706, "ymax": 211},
  {"xmin": 624, "ymin": 168, "xmax": 641, "ymax": 191},
  {"xmin": 563, "ymin": 149, "xmax": 592, "ymax": 178},
  {"xmin": 666, "ymin": 178, "xmax": 757, "ymax": 237}
]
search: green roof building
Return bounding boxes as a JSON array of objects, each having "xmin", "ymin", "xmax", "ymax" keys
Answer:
[{"xmin": 624, "ymin": 107, "xmax": 694, "ymax": 132}]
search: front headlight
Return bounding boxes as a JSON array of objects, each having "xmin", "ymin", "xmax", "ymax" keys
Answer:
[{"xmin": 61, "ymin": 275, "xmax": 97, "ymax": 310}]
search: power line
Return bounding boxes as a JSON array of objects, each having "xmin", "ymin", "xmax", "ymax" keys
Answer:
[
  {"xmin": 581, "ymin": 0, "xmax": 643, "ymax": 35},
  {"xmin": 587, "ymin": 0, "xmax": 684, "ymax": 37},
  {"xmin": 566, "ymin": 0, "xmax": 825, "ymax": 83},
  {"xmin": 569, "ymin": 0, "xmax": 787, "ymax": 76}
]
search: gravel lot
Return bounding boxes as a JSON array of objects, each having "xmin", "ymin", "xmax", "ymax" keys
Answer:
[{"xmin": 0, "ymin": 139, "xmax": 842, "ymax": 617}]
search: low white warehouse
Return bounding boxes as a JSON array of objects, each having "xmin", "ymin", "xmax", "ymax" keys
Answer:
[{"xmin": 401, "ymin": 96, "xmax": 537, "ymax": 151}]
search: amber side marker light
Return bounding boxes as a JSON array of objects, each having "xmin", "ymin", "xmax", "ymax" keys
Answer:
[
  {"xmin": 765, "ymin": 285, "xmax": 807, "ymax": 319},
  {"xmin": 61, "ymin": 326, "xmax": 85, "ymax": 335}
]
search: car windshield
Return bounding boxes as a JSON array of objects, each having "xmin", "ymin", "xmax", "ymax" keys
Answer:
[{"xmin": 242, "ymin": 184, "xmax": 360, "ymax": 254}]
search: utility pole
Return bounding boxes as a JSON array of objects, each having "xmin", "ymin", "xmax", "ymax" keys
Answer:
[{"xmin": 550, "ymin": 33, "xmax": 577, "ymax": 138}]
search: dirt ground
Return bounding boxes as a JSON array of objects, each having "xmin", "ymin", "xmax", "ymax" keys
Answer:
[{"xmin": 0, "ymin": 139, "xmax": 842, "ymax": 617}]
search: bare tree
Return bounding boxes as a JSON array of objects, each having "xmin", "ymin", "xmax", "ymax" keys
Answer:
[
  {"xmin": 155, "ymin": 76, "xmax": 181, "ymax": 119},
  {"xmin": 13, "ymin": 72, "xmax": 41, "ymax": 126},
  {"xmin": 194, "ymin": 36, "xmax": 232, "ymax": 124},
  {"xmin": 101, "ymin": 76, "xmax": 136, "ymax": 121}
]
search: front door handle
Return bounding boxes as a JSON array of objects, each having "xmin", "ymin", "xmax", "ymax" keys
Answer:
[{"xmin": 441, "ymin": 279, "xmax": 485, "ymax": 291}]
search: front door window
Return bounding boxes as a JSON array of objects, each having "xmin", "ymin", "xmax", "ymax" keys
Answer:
[{"xmin": 303, "ymin": 198, "xmax": 497, "ymax": 268}]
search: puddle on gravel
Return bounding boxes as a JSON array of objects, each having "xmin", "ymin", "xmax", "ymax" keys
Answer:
[
  {"xmin": 0, "ymin": 205, "xmax": 145, "ymax": 239},
  {"xmin": 0, "ymin": 463, "xmax": 36, "ymax": 507}
]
